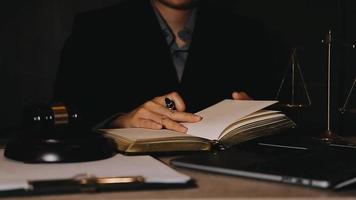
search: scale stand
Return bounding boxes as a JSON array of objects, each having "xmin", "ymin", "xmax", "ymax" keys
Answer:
[
  {"xmin": 318, "ymin": 30, "xmax": 350, "ymax": 143},
  {"xmin": 275, "ymin": 47, "xmax": 312, "ymax": 109}
]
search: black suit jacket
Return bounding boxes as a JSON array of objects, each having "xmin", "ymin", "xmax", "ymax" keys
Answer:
[{"xmin": 54, "ymin": 0, "xmax": 287, "ymax": 127}]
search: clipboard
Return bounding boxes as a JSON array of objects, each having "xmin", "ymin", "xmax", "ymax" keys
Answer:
[
  {"xmin": 0, "ymin": 175, "xmax": 196, "ymax": 197},
  {"xmin": 0, "ymin": 150, "xmax": 195, "ymax": 197}
]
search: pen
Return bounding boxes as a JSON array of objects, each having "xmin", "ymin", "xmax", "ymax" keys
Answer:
[{"xmin": 165, "ymin": 98, "xmax": 176, "ymax": 110}]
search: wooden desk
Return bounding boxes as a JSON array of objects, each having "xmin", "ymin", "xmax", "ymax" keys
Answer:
[{"xmin": 2, "ymin": 156, "xmax": 356, "ymax": 200}]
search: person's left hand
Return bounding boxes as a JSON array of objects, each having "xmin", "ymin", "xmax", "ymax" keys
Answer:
[{"xmin": 232, "ymin": 91, "xmax": 252, "ymax": 100}]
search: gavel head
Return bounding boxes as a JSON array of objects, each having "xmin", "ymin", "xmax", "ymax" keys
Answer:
[
  {"xmin": 5, "ymin": 102, "xmax": 117, "ymax": 163},
  {"xmin": 21, "ymin": 102, "xmax": 84, "ymax": 136}
]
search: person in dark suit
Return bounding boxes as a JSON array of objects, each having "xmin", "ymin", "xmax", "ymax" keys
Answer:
[{"xmin": 54, "ymin": 0, "xmax": 286, "ymax": 132}]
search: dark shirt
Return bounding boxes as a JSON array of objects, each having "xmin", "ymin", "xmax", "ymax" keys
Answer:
[{"xmin": 152, "ymin": 2, "xmax": 196, "ymax": 82}]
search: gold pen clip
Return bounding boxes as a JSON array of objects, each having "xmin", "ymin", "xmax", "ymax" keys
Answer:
[{"xmin": 73, "ymin": 173, "xmax": 145, "ymax": 185}]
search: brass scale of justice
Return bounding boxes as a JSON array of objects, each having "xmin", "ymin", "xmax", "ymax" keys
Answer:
[{"xmin": 275, "ymin": 30, "xmax": 356, "ymax": 144}]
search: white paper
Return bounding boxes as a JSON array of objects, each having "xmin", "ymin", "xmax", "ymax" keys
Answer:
[
  {"xmin": 184, "ymin": 100, "xmax": 277, "ymax": 140},
  {"xmin": 0, "ymin": 150, "xmax": 190, "ymax": 191}
]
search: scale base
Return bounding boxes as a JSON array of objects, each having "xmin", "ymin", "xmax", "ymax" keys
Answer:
[{"xmin": 316, "ymin": 129, "xmax": 352, "ymax": 145}]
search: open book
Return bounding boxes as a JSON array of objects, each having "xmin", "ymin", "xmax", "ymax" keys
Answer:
[{"xmin": 99, "ymin": 100, "xmax": 296, "ymax": 154}]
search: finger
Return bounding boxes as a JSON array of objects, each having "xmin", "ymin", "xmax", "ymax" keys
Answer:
[
  {"xmin": 143, "ymin": 101, "xmax": 201, "ymax": 122},
  {"xmin": 111, "ymin": 108, "xmax": 162, "ymax": 129},
  {"xmin": 136, "ymin": 107, "xmax": 187, "ymax": 132},
  {"xmin": 135, "ymin": 106, "xmax": 166, "ymax": 125},
  {"xmin": 136, "ymin": 119, "xmax": 163, "ymax": 130},
  {"xmin": 139, "ymin": 110, "xmax": 188, "ymax": 133},
  {"xmin": 160, "ymin": 116, "xmax": 188, "ymax": 133},
  {"xmin": 240, "ymin": 92, "xmax": 252, "ymax": 100},
  {"xmin": 232, "ymin": 91, "xmax": 252, "ymax": 100},
  {"xmin": 159, "ymin": 109, "xmax": 202, "ymax": 123}
]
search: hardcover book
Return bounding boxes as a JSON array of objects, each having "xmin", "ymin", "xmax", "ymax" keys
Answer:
[{"xmin": 99, "ymin": 100, "xmax": 296, "ymax": 154}]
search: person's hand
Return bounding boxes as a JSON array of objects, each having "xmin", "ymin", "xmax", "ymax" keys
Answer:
[
  {"xmin": 232, "ymin": 91, "xmax": 252, "ymax": 100},
  {"xmin": 110, "ymin": 92, "xmax": 202, "ymax": 133}
]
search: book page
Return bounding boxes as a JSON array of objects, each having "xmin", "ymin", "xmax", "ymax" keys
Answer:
[
  {"xmin": 183, "ymin": 100, "xmax": 277, "ymax": 140},
  {"xmin": 103, "ymin": 128, "xmax": 198, "ymax": 142},
  {"xmin": 221, "ymin": 113, "xmax": 286, "ymax": 138}
]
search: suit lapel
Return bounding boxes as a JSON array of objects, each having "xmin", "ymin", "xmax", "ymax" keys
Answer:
[{"xmin": 138, "ymin": 0, "xmax": 180, "ymax": 87}]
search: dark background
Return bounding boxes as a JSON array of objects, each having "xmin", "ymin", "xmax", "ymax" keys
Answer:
[{"xmin": 0, "ymin": 0, "xmax": 355, "ymax": 136}]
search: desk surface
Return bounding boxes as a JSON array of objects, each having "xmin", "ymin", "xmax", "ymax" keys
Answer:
[
  {"xmin": 2, "ymin": 156, "xmax": 356, "ymax": 200},
  {"xmin": 2, "ymin": 136, "xmax": 356, "ymax": 199}
]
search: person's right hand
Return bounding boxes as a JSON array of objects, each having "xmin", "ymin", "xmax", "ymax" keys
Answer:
[{"xmin": 109, "ymin": 92, "xmax": 202, "ymax": 133}]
